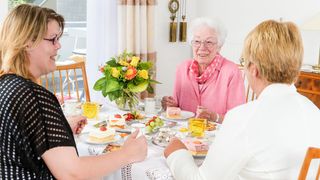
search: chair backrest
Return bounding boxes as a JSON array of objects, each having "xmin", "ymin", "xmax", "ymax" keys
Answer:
[
  {"xmin": 238, "ymin": 65, "xmax": 257, "ymax": 102},
  {"xmin": 298, "ymin": 147, "xmax": 320, "ymax": 180},
  {"xmin": 38, "ymin": 60, "xmax": 90, "ymax": 104}
]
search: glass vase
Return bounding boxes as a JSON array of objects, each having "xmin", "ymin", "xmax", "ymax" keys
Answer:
[{"xmin": 115, "ymin": 95, "xmax": 139, "ymax": 111}]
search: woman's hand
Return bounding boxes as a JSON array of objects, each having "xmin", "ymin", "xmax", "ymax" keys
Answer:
[
  {"xmin": 196, "ymin": 106, "xmax": 218, "ymax": 122},
  {"xmin": 161, "ymin": 96, "xmax": 178, "ymax": 110},
  {"xmin": 164, "ymin": 137, "xmax": 187, "ymax": 158},
  {"xmin": 122, "ymin": 129, "xmax": 148, "ymax": 163},
  {"xmin": 67, "ymin": 115, "xmax": 87, "ymax": 134}
]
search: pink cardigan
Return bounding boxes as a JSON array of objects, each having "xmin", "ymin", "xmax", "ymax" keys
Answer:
[{"xmin": 173, "ymin": 58, "xmax": 245, "ymax": 115}]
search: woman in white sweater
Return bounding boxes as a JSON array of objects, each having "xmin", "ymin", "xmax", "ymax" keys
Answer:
[{"xmin": 164, "ymin": 20, "xmax": 320, "ymax": 180}]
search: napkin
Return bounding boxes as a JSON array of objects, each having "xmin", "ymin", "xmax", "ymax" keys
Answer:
[
  {"xmin": 88, "ymin": 145, "xmax": 105, "ymax": 155},
  {"xmin": 146, "ymin": 167, "xmax": 174, "ymax": 180}
]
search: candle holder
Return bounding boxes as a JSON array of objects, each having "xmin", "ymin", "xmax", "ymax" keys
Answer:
[{"xmin": 168, "ymin": 0, "xmax": 179, "ymax": 42}]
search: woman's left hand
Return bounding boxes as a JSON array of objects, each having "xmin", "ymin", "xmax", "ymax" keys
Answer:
[
  {"xmin": 67, "ymin": 115, "xmax": 87, "ymax": 134},
  {"xmin": 164, "ymin": 137, "xmax": 187, "ymax": 158},
  {"xmin": 196, "ymin": 106, "xmax": 217, "ymax": 122}
]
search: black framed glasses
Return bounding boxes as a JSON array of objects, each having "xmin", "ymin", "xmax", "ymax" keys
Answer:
[
  {"xmin": 43, "ymin": 35, "xmax": 60, "ymax": 45},
  {"xmin": 191, "ymin": 39, "xmax": 217, "ymax": 49}
]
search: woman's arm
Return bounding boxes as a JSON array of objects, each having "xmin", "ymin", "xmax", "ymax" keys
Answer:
[
  {"xmin": 42, "ymin": 130, "xmax": 147, "ymax": 179},
  {"xmin": 226, "ymin": 68, "xmax": 246, "ymax": 110}
]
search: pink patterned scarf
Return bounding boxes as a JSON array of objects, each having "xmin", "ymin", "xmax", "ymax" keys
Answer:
[{"xmin": 189, "ymin": 54, "xmax": 222, "ymax": 84}]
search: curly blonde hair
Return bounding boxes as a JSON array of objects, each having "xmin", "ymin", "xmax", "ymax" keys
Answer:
[
  {"xmin": 0, "ymin": 4, "xmax": 64, "ymax": 82},
  {"xmin": 242, "ymin": 20, "xmax": 303, "ymax": 84}
]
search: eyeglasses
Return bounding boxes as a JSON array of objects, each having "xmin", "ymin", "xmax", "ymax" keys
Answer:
[
  {"xmin": 43, "ymin": 35, "xmax": 60, "ymax": 45},
  {"xmin": 239, "ymin": 57, "xmax": 253, "ymax": 67},
  {"xmin": 239, "ymin": 57, "xmax": 245, "ymax": 66},
  {"xmin": 191, "ymin": 39, "xmax": 217, "ymax": 48}
]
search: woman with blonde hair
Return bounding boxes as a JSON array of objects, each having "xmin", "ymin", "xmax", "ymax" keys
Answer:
[
  {"xmin": 164, "ymin": 20, "xmax": 320, "ymax": 179},
  {"xmin": 0, "ymin": 4, "xmax": 147, "ymax": 179}
]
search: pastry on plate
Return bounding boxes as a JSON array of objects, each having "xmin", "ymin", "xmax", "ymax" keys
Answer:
[
  {"xmin": 109, "ymin": 114, "xmax": 126, "ymax": 129},
  {"xmin": 88, "ymin": 126, "xmax": 116, "ymax": 143},
  {"xmin": 166, "ymin": 107, "xmax": 181, "ymax": 119},
  {"xmin": 182, "ymin": 139, "xmax": 209, "ymax": 156}
]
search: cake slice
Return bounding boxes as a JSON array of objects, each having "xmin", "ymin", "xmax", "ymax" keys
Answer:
[
  {"xmin": 166, "ymin": 107, "xmax": 181, "ymax": 119},
  {"xmin": 109, "ymin": 114, "xmax": 126, "ymax": 129},
  {"xmin": 88, "ymin": 126, "xmax": 116, "ymax": 143},
  {"xmin": 182, "ymin": 139, "xmax": 209, "ymax": 156}
]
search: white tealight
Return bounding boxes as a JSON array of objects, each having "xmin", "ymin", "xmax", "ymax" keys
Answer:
[
  {"xmin": 131, "ymin": 123, "xmax": 146, "ymax": 137},
  {"xmin": 144, "ymin": 98, "xmax": 156, "ymax": 114}
]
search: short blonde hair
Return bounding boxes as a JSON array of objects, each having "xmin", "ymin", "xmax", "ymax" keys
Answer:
[
  {"xmin": 242, "ymin": 20, "xmax": 303, "ymax": 84},
  {"xmin": 0, "ymin": 4, "xmax": 64, "ymax": 81}
]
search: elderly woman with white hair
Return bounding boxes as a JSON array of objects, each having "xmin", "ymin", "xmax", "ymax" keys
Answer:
[{"xmin": 162, "ymin": 17, "xmax": 245, "ymax": 123}]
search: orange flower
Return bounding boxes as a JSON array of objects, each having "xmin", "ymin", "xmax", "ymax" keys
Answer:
[
  {"xmin": 125, "ymin": 66, "xmax": 137, "ymax": 80},
  {"xmin": 99, "ymin": 66, "xmax": 105, "ymax": 73}
]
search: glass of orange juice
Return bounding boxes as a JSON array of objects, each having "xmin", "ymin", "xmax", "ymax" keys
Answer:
[
  {"xmin": 82, "ymin": 102, "xmax": 100, "ymax": 119},
  {"xmin": 188, "ymin": 118, "xmax": 207, "ymax": 137}
]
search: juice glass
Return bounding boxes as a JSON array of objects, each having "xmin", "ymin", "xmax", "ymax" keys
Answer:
[
  {"xmin": 82, "ymin": 102, "xmax": 100, "ymax": 119},
  {"xmin": 188, "ymin": 118, "xmax": 207, "ymax": 137}
]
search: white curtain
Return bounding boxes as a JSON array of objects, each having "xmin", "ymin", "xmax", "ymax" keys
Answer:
[
  {"xmin": 118, "ymin": 0, "xmax": 157, "ymax": 98},
  {"xmin": 86, "ymin": 0, "xmax": 118, "ymax": 106}
]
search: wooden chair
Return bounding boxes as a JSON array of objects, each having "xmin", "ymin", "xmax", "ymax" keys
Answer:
[
  {"xmin": 298, "ymin": 147, "xmax": 320, "ymax": 180},
  {"xmin": 238, "ymin": 64, "xmax": 257, "ymax": 102},
  {"xmin": 38, "ymin": 60, "xmax": 90, "ymax": 104}
]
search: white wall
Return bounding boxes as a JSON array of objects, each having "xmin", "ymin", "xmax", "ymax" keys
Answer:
[
  {"xmin": 197, "ymin": 0, "xmax": 320, "ymax": 65},
  {"xmin": 156, "ymin": 0, "xmax": 320, "ymax": 96},
  {"xmin": 155, "ymin": 0, "xmax": 198, "ymax": 97},
  {"xmin": 0, "ymin": 0, "xmax": 8, "ymax": 24}
]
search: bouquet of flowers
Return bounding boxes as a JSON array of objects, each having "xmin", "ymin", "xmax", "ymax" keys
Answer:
[{"xmin": 93, "ymin": 51, "xmax": 159, "ymax": 110}]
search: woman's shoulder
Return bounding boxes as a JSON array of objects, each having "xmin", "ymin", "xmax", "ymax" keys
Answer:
[
  {"xmin": 221, "ymin": 57, "xmax": 240, "ymax": 69},
  {"xmin": 177, "ymin": 59, "xmax": 193, "ymax": 69}
]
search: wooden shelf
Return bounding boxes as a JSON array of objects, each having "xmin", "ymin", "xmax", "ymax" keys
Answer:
[{"xmin": 295, "ymin": 71, "xmax": 320, "ymax": 108}]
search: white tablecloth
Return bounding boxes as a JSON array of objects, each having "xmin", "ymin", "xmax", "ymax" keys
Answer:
[{"xmin": 75, "ymin": 105, "xmax": 207, "ymax": 180}]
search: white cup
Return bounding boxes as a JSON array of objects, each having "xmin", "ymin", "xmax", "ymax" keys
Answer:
[
  {"xmin": 64, "ymin": 99, "xmax": 81, "ymax": 116},
  {"xmin": 144, "ymin": 98, "xmax": 156, "ymax": 114},
  {"xmin": 131, "ymin": 123, "xmax": 146, "ymax": 137}
]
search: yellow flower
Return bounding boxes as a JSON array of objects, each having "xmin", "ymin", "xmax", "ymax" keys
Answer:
[
  {"xmin": 111, "ymin": 67, "xmax": 120, "ymax": 78},
  {"xmin": 119, "ymin": 59, "xmax": 130, "ymax": 66},
  {"xmin": 138, "ymin": 70, "xmax": 149, "ymax": 79},
  {"xmin": 130, "ymin": 56, "xmax": 140, "ymax": 67}
]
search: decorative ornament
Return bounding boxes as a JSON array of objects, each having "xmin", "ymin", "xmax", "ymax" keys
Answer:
[
  {"xmin": 179, "ymin": 0, "xmax": 187, "ymax": 42},
  {"xmin": 168, "ymin": 0, "xmax": 179, "ymax": 42}
]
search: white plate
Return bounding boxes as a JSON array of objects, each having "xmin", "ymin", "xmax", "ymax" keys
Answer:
[
  {"xmin": 111, "ymin": 124, "xmax": 132, "ymax": 133},
  {"xmin": 161, "ymin": 110, "xmax": 195, "ymax": 121},
  {"xmin": 79, "ymin": 133, "xmax": 121, "ymax": 145},
  {"xmin": 152, "ymin": 139, "xmax": 168, "ymax": 148}
]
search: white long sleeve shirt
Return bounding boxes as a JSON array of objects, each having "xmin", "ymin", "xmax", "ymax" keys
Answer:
[{"xmin": 167, "ymin": 84, "xmax": 320, "ymax": 180}]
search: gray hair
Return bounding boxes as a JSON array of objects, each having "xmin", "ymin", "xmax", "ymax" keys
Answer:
[{"xmin": 188, "ymin": 17, "xmax": 227, "ymax": 47}]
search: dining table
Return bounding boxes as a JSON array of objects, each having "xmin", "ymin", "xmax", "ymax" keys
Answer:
[{"xmin": 74, "ymin": 104, "xmax": 217, "ymax": 180}]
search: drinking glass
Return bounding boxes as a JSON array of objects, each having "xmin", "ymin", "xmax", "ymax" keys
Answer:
[
  {"xmin": 188, "ymin": 118, "xmax": 207, "ymax": 137},
  {"xmin": 64, "ymin": 99, "xmax": 81, "ymax": 116},
  {"xmin": 144, "ymin": 98, "xmax": 156, "ymax": 115},
  {"xmin": 82, "ymin": 102, "xmax": 100, "ymax": 119}
]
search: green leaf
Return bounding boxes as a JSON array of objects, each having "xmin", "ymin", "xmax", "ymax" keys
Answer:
[
  {"xmin": 147, "ymin": 84, "xmax": 154, "ymax": 93},
  {"xmin": 108, "ymin": 91, "xmax": 121, "ymax": 101},
  {"xmin": 93, "ymin": 77, "xmax": 106, "ymax": 91},
  {"xmin": 137, "ymin": 62, "xmax": 152, "ymax": 70},
  {"xmin": 149, "ymin": 79, "xmax": 161, "ymax": 84},
  {"xmin": 128, "ymin": 81, "xmax": 148, "ymax": 93},
  {"xmin": 104, "ymin": 79, "xmax": 121, "ymax": 93},
  {"xmin": 107, "ymin": 59, "xmax": 118, "ymax": 67}
]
